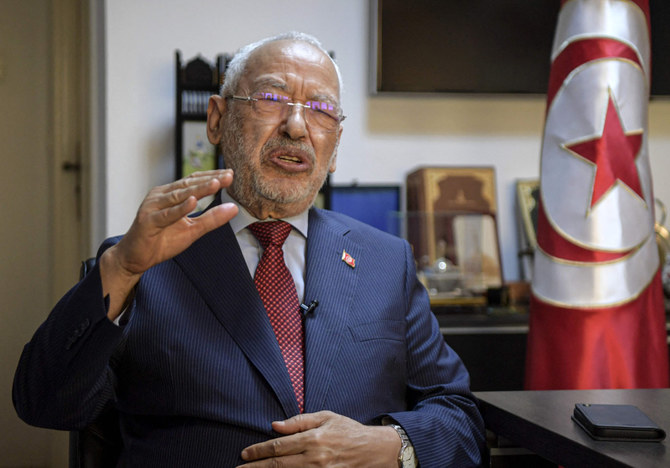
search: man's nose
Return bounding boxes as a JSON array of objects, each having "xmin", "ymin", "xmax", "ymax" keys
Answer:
[{"xmin": 279, "ymin": 104, "xmax": 308, "ymax": 140}]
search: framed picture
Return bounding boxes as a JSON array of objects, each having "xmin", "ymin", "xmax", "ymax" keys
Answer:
[
  {"xmin": 516, "ymin": 179, "xmax": 540, "ymax": 250},
  {"xmin": 181, "ymin": 121, "xmax": 217, "ymax": 178},
  {"xmin": 407, "ymin": 166, "xmax": 497, "ymax": 212},
  {"xmin": 180, "ymin": 121, "xmax": 218, "ymax": 212},
  {"xmin": 515, "ymin": 179, "xmax": 539, "ymax": 281}
]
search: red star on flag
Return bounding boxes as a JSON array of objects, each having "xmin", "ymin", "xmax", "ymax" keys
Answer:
[{"xmin": 566, "ymin": 95, "xmax": 643, "ymax": 208}]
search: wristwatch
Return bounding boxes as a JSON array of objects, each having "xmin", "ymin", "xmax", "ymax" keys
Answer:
[{"xmin": 388, "ymin": 423, "xmax": 417, "ymax": 468}]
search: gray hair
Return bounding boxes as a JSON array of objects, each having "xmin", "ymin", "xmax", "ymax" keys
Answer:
[{"xmin": 220, "ymin": 31, "xmax": 344, "ymax": 99}]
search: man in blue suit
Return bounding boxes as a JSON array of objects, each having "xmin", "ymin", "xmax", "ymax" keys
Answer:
[{"xmin": 14, "ymin": 32, "xmax": 485, "ymax": 466}]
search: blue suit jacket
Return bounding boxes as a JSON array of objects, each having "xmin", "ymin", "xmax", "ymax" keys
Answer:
[{"xmin": 14, "ymin": 204, "xmax": 485, "ymax": 467}]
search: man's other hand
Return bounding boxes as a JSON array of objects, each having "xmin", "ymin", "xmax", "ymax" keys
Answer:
[{"xmin": 238, "ymin": 411, "xmax": 401, "ymax": 467}]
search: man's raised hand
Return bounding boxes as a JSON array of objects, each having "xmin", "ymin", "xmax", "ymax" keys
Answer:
[{"xmin": 100, "ymin": 170, "xmax": 238, "ymax": 319}]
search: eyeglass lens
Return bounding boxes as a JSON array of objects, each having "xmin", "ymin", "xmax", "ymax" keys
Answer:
[{"xmin": 252, "ymin": 92, "xmax": 341, "ymax": 132}]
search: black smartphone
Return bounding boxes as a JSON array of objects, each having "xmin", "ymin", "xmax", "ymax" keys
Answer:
[{"xmin": 572, "ymin": 403, "xmax": 666, "ymax": 442}]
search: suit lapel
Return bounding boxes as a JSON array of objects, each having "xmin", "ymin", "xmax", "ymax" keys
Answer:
[
  {"xmin": 173, "ymin": 213, "xmax": 300, "ymax": 416},
  {"xmin": 303, "ymin": 209, "xmax": 360, "ymax": 412}
]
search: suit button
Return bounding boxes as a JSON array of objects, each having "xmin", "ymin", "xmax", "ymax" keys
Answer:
[
  {"xmin": 66, "ymin": 319, "xmax": 91, "ymax": 349},
  {"xmin": 75, "ymin": 319, "xmax": 90, "ymax": 335}
]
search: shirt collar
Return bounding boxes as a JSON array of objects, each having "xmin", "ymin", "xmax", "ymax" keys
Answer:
[{"xmin": 221, "ymin": 189, "xmax": 309, "ymax": 238}]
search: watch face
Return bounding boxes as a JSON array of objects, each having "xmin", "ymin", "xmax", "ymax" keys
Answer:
[{"xmin": 401, "ymin": 446, "xmax": 416, "ymax": 466}]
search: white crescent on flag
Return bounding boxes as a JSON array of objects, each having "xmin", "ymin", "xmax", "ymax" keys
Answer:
[{"xmin": 552, "ymin": 0, "xmax": 650, "ymax": 74}]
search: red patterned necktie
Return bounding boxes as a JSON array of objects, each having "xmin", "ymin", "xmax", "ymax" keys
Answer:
[{"xmin": 247, "ymin": 221, "xmax": 304, "ymax": 412}]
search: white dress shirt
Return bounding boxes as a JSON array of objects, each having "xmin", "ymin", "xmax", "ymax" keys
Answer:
[{"xmin": 221, "ymin": 190, "xmax": 308, "ymax": 303}]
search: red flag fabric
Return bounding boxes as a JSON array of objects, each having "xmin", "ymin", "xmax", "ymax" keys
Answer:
[{"xmin": 526, "ymin": 0, "xmax": 669, "ymax": 390}]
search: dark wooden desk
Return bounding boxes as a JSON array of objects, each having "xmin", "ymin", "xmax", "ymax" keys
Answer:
[{"xmin": 475, "ymin": 389, "xmax": 670, "ymax": 468}]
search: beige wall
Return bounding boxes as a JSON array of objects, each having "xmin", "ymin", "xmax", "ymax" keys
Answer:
[{"xmin": 0, "ymin": 1, "xmax": 68, "ymax": 466}]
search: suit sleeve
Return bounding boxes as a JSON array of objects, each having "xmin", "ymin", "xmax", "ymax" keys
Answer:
[
  {"xmin": 12, "ymin": 239, "xmax": 125, "ymax": 430},
  {"xmin": 385, "ymin": 241, "xmax": 486, "ymax": 467}
]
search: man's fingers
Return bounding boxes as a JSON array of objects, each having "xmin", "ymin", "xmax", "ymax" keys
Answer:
[
  {"xmin": 142, "ymin": 170, "xmax": 233, "ymax": 226},
  {"xmin": 149, "ymin": 196, "xmax": 199, "ymax": 228},
  {"xmin": 239, "ymin": 413, "xmax": 389, "ymax": 467},
  {"xmin": 189, "ymin": 202, "xmax": 238, "ymax": 236},
  {"xmin": 152, "ymin": 170, "xmax": 233, "ymax": 209},
  {"xmin": 169, "ymin": 169, "xmax": 233, "ymax": 193},
  {"xmin": 237, "ymin": 454, "xmax": 304, "ymax": 468},
  {"xmin": 185, "ymin": 169, "xmax": 231, "ymax": 179},
  {"xmin": 240, "ymin": 414, "xmax": 326, "ymax": 462},
  {"xmin": 272, "ymin": 411, "xmax": 333, "ymax": 435},
  {"xmin": 240, "ymin": 435, "xmax": 305, "ymax": 463},
  {"xmin": 148, "ymin": 200, "xmax": 237, "ymax": 238}
]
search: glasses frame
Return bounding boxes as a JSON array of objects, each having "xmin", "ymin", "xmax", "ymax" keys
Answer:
[{"xmin": 226, "ymin": 93, "xmax": 346, "ymax": 133}]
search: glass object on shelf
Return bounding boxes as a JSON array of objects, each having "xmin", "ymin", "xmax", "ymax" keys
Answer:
[{"xmin": 391, "ymin": 211, "xmax": 503, "ymax": 302}]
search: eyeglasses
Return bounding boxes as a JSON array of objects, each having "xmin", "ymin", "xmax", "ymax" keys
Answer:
[{"xmin": 226, "ymin": 92, "xmax": 345, "ymax": 133}]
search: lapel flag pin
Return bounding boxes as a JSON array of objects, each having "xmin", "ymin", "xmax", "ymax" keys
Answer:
[{"xmin": 341, "ymin": 250, "xmax": 355, "ymax": 268}]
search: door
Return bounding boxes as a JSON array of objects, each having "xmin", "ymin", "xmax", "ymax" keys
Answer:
[{"xmin": 0, "ymin": 0, "xmax": 91, "ymax": 466}]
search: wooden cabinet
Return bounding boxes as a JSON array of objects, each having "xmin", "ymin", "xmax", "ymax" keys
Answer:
[
  {"xmin": 438, "ymin": 310, "xmax": 528, "ymax": 391},
  {"xmin": 438, "ymin": 309, "xmax": 670, "ymax": 392}
]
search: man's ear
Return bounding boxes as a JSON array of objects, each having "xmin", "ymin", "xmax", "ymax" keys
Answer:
[
  {"xmin": 329, "ymin": 125, "xmax": 343, "ymax": 173},
  {"xmin": 328, "ymin": 154, "xmax": 337, "ymax": 173},
  {"xmin": 207, "ymin": 95, "xmax": 227, "ymax": 144}
]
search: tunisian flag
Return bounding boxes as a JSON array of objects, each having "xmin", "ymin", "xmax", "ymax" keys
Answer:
[{"xmin": 525, "ymin": 0, "xmax": 669, "ymax": 390}]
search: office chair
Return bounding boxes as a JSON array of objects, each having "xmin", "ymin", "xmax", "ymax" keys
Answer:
[{"xmin": 68, "ymin": 258, "xmax": 123, "ymax": 468}]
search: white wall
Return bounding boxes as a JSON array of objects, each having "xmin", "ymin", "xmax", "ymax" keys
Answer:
[{"xmin": 104, "ymin": 0, "xmax": 670, "ymax": 281}]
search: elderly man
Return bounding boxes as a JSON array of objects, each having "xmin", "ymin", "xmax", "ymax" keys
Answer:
[{"xmin": 14, "ymin": 32, "xmax": 485, "ymax": 467}]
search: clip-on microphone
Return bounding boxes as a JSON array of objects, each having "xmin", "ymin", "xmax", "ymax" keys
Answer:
[{"xmin": 300, "ymin": 300, "xmax": 319, "ymax": 316}]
